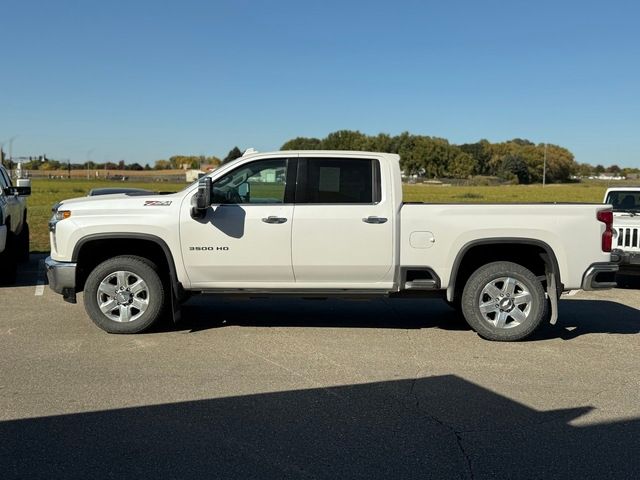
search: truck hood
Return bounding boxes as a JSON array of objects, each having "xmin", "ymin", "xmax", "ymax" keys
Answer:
[{"xmin": 56, "ymin": 191, "xmax": 184, "ymax": 212}]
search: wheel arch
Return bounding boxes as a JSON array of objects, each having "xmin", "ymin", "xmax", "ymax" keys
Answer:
[
  {"xmin": 447, "ymin": 238, "xmax": 561, "ymax": 302},
  {"xmin": 72, "ymin": 233, "xmax": 181, "ymax": 296}
]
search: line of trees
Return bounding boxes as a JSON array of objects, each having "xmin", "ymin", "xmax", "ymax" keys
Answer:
[
  {"xmin": 15, "ymin": 146, "xmax": 246, "ymax": 172},
  {"xmin": 282, "ymin": 131, "xmax": 584, "ymax": 183},
  {"xmin": 9, "ymin": 136, "xmax": 638, "ymax": 181}
]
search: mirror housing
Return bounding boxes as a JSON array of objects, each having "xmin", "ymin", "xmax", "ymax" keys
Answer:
[
  {"xmin": 16, "ymin": 178, "xmax": 31, "ymax": 188},
  {"xmin": 191, "ymin": 177, "xmax": 212, "ymax": 219}
]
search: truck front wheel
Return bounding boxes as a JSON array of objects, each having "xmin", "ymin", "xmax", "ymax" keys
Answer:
[
  {"xmin": 461, "ymin": 261, "xmax": 547, "ymax": 341},
  {"xmin": 83, "ymin": 256, "xmax": 165, "ymax": 334}
]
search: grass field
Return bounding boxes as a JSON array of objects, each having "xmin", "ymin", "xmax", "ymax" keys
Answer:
[{"xmin": 27, "ymin": 178, "xmax": 613, "ymax": 252}]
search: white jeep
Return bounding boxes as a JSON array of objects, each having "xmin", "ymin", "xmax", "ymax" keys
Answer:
[{"xmin": 604, "ymin": 187, "xmax": 640, "ymax": 275}]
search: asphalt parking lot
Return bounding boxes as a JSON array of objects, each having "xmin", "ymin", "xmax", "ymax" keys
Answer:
[{"xmin": 1, "ymin": 255, "xmax": 639, "ymax": 479}]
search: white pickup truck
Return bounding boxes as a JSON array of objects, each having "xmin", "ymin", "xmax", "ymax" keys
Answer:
[
  {"xmin": 46, "ymin": 150, "xmax": 618, "ymax": 341},
  {"xmin": 604, "ymin": 186, "xmax": 640, "ymax": 274},
  {"xmin": 0, "ymin": 164, "xmax": 31, "ymax": 284}
]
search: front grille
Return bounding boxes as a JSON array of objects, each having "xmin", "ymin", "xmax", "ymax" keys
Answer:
[{"xmin": 616, "ymin": 227, "xmax": 640, "ymax": 251}]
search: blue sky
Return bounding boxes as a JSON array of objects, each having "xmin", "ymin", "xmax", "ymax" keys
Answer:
[{"xmin": 1, "ymin": 0, "xmax": 638, "ymax": 167}]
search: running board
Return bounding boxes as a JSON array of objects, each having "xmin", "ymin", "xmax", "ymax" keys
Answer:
[{"xmin": 403, "ymin": 279, "xmax": 439, "ymax": 290}]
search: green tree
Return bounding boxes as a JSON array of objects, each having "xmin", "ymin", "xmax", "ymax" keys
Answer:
[
  {"xmin": 321, "ymin": 130, "xmax": 369, "ymax": 150},
  {"xmin": 222, "ymin": 147, "xmax": 243, "ymax": 164},
  {"xmin": 459, "ymin": 139, "xmax": 492, "ymax": 175},
  {"xmin": 498, "ymin": 155, "xmax": 530, "ymax": 184},
  {"xmin": 154, "ymin": 159, "xmax": 172, "ymax": 170},
  {"xmin": 281, "ymin": 137, "xmax": 322, "ymax": 150}
]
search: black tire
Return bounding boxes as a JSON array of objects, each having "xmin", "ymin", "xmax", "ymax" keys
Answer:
[
  {"xmin": 461, "ymin": 261, "xmax": 547, "ymax": 341},
  {"xmin": 0, "ymin": 232, "xmax": 18, "ymax": 285},
  {"xmin": 83, "ymin": 255, "xmax": 166, "ymax": 334},
  {"xmin": 17, "ymin": 222, "xmax": 29, "ymax": 263}
]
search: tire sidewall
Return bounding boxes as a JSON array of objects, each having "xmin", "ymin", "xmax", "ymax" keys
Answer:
[
  {"xmin": 461, "ymin": 261, "xmax": 546, "ymax": 341},
  {"xmin": 83, "ymin": 256, "xmax": 165, "ymax": 334}
]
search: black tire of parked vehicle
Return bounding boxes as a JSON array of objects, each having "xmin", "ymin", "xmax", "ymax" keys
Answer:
[
  {"xmin": 17, "ymin": 222, "xmax": 29, "ymax": 263},
  {"xmin": 83, "ymin": 255, "xmax": 166, "ymax": 334},
  {"xmin": 0, "ymin": 232, "xmax": 18, "ymax": 285},
  {"xmin": 461, "ymin": 261, "xmax": 547, "ymax": 342}
]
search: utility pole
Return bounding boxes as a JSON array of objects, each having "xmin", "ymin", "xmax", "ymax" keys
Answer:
[{"xmin": 542, "ymin": 143, "xmax": 547, "ymax": 187}]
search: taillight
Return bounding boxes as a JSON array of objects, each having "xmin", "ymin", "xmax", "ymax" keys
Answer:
[{"xmin": 597, "ymin": 209, "xmax": 613, "ymax": 252}]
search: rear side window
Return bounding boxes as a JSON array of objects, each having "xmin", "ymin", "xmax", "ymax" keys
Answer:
[{"xmin": 299, "ymin": 158, "xmax": 381, "ymax": 204}]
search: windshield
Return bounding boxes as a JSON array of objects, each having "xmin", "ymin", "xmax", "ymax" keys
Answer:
[{"xmin": 606, "ymin": 191, "xmax": 640, "ymax": 213}]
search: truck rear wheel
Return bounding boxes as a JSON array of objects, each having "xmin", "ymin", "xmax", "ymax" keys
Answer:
[
  {"xmin": 83, "ymin": 256, "xmax": 165, "ymax": 334},
  {"xmin": 461, "ymin": 261, "xmax": 546, "ymax": 341}
]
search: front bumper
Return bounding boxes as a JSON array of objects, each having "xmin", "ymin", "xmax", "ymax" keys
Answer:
[
  {"xmin": 45, "ymin": 256, "xmax": 77, "ymax": 303},
  {"xmin": 581, "ymin": 262, "xmax": 618, "ymax": 291}
]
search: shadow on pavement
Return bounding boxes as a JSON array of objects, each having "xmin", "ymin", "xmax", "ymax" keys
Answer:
[
  {"xmin": 0, "ymin": 254, "xmax": 47, "ymax": 289},
  {"xmin": 174, "ymin": 296, "xmax": 470, "ymax": 333},
  {"xmin": 536, "ymin": 299, "xmax": 640, "ymax": 340},
  {"xmin": 1, "ymin": 375, "xmax": 638, "ymax": 479},
  {"xmin": 173, "ymin": 296, "xmax": 639, "ymax": 341}
]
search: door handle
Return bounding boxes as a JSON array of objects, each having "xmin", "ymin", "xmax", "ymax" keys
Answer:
[
  {"xmin": 262, "ymin": 216, "xmax": 288, "ymax": 224},
  {"xmin": 362, "ymin": 216, "xmax": 388, "ymax": 224}
]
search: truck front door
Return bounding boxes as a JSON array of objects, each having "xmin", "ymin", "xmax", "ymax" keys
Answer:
[{"xmin": 180, "ymin": 157, "xmax": 296, "ymax": 288}]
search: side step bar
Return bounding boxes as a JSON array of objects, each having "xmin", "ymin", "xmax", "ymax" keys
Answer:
[{"xmin": 403, "ymin": 279, "xmax": 439, "ymax": 290}]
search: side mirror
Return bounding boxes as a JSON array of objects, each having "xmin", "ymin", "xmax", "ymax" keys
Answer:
[{"xmin": 191, "ymin": 177, "xmax": 212, "ymax": 219}]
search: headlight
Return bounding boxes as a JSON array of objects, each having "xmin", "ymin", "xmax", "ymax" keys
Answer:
[
  {"xmin": 49, "ymin": 204, "xmax": 71, "ymax": 232},
  {"xmin": 53, "ymin": 210, "xmax": 71, "ymax": 221}
]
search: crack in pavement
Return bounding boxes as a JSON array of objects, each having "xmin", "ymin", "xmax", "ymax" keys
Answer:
[{"xmin": 403, "ymin": 326, "xmax": 475, "ymax": 480}]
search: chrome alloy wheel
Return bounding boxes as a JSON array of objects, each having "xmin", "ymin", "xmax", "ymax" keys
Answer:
[
  {"xmin": 478, "ymin": 276, "xmax": 532, "ymax": 329},
  {"xmin": 96, "ymin": 270, "xmax": 150, "ymax": 323}
]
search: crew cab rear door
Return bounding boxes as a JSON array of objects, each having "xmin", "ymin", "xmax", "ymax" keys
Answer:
[{"xmin": 291, "ymin": 155, "xmax": 395, "ymax": 288}]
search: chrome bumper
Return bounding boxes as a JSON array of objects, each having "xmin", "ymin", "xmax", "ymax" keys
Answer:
[
  {"xmin": 581, "ymin": 262, "xmax": 618, "ymax": 291},
  {"xmin": 45, "ymin": 256, "xmax": 77, "ymax": 303}
]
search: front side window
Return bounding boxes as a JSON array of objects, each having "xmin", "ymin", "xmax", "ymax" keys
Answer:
[
  {"xmin": 211, "ymin": 159, "xmax": 288, "ymax": 204},
  {"xmin": 302, "ymin": 158, "xmax": 380, "ymax": 204}
]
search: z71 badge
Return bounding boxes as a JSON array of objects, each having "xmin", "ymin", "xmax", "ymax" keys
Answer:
[{"xmin": 144, "ymin": 200, "xmax": 172, "ymax": 206}]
